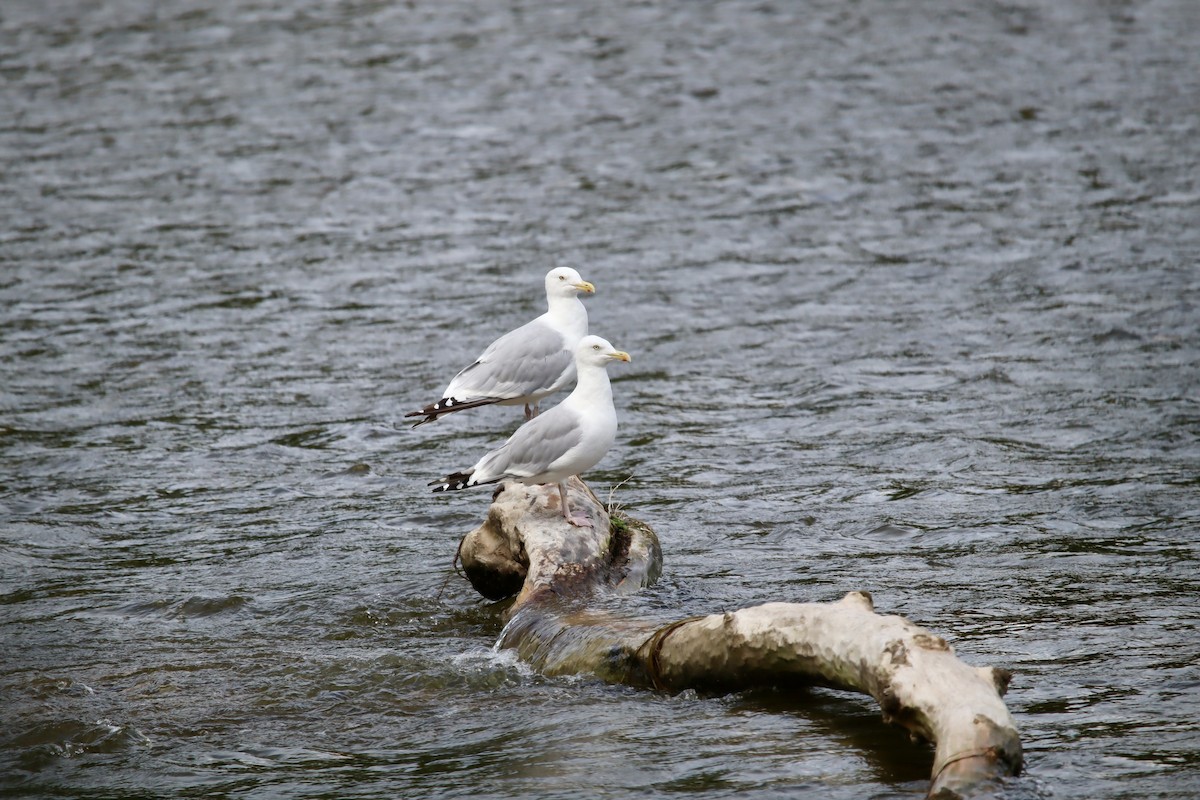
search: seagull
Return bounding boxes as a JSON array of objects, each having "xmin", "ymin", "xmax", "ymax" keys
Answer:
[
  {"xmin": 406, "ymin": 267, "xmax": 595, "ymax": 427},
  {"xmin": 430, "ymin": 335, "xmax": 631, "ymax": 527}
]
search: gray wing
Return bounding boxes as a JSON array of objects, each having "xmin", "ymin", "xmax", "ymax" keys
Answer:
[
  {"xmin": 474, "ymin": 406, "xmax": 585, "ymax": 482},
  {"xmin": 445, "ymin": 318, "xmax": 573, "ymax": 402}
]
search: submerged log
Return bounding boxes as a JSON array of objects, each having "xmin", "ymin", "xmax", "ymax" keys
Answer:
[{"xmin": 456, "ymin": 478, "xmax": 1022, "ymax": 798}]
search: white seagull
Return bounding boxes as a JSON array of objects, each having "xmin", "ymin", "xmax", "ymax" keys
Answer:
[
  {"xmin": 406, "ymin": 267, "xmax": 595, "ymax": 426},
  {"xmin": 430, "ymin": 335, "xmax": 631, "ymax": 527}
]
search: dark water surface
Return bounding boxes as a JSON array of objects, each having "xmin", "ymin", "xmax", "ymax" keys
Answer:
[{"xmin": 3, "ymin": 1, "xmax": 1198, "ymax": 798}]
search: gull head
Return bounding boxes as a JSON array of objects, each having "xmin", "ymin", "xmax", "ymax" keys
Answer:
[
  {"xmin": 576, "ymin": 334, "xmax": 631, "ymax": 368},
  {"xmin": 546, "ymin": 267, "xmax": 596, "ymax": 298}
]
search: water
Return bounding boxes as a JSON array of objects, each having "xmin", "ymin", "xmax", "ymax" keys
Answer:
[{"xmin": 2, "ymin": 0, "xmax": 1198, "ymax": 797}]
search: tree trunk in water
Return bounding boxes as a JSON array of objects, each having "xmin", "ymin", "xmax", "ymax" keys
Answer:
[{"xmin": 457, "ymin": 478, "xmax": 1022, "ymax": 798}]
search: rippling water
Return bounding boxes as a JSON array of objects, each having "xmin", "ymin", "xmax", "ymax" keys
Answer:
[{"xmin": 3, "ymin": 1, "xmax": 1198, "ymax": 798}]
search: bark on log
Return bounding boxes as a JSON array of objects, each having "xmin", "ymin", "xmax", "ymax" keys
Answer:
[{"xmin": 456, "ymin": 478, "xmax": 1022, "ymax": 798}]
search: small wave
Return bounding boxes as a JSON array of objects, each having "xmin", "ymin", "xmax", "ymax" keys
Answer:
[
  {"xmin": 174, "ymin": 594, "xmax": 250, "ymax": 618},
  {"xmin": 114, "ymin": 595, "xmax": 250, "ymax": 619},
  {"xmin": 9, "ymin": 718, "xmax": 151, "ymax": 772},
  {"xmin": 462, "ymin": 643, "xmax": 533, "ymax": 677},
  {"xmin": 859, "ymin": 523, "xmax": 922, "ymax": 540},
  {"xmin": 24, "ymin": 675, "xmax": 96, "ymax": 699}
]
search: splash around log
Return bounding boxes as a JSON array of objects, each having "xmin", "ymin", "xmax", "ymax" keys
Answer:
[{"xmin": 455, "ymin": 477, "xmax": 1022, "ymax": 798}]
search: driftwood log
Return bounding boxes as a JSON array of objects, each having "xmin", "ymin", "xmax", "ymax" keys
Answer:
[{"xmin": 457, "ymin": 477, "xmax": 1022, "ymax": 798}]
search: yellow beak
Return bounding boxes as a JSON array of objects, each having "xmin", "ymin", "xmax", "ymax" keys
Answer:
[
  {"xmin": 575, "ymin": 281, "xmax": 596, "ymax": 294},
  {"xmin": 610, "ymin": 350, "xmax": 631, "ymax": 363}
]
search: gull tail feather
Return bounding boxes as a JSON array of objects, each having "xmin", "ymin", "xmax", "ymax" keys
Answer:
[{"xmin": 406, "ymin": 396, "xmax": 502, "ymax": 427}]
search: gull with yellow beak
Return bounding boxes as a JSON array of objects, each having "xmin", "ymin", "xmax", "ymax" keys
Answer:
[
  {"xmin": 431, "ymin": 335, "xmax": 631, "ymax": 527},
  {"xmin": 407, "ymin": 267, "xmax": 596, "ymax": 426}
]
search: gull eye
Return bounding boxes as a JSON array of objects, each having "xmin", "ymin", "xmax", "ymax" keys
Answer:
[
  {"xmin": 558, "ymin": 274, "xmax": 566, "ymax": 280},
  {"xmin": 592, "ymin": 344, "xmax": 601, "ymax": 351}
]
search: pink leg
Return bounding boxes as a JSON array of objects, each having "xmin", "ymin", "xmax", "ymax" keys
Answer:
[
  {"xmin": 524, "ymin": 403, "xmax": 534, "ymax": 420},
  {"xmin": 559, "ymin": 481, "xmax": 593, "ymax": 528}
]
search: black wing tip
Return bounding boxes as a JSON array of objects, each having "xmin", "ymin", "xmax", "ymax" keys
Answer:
[
  {"xmin": 405, "ymin": 398, "xmax": 452, "ymax": 422},
  {"xmin": 406, "ymin": 396, "xmax": 501, "ymax": 427},
  {"xmin": 430, "ymin": 471, "xmax": 473, "ymax": 492}
]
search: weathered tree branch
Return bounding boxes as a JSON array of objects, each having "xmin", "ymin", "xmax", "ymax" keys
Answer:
[{"xmin": 456, "ymin": 478, "xmax": 1022, "ymax": 798}]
